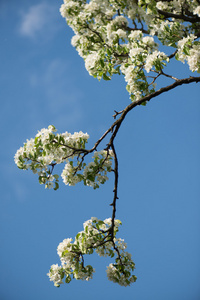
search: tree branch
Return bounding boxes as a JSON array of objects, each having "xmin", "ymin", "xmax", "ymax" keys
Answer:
[
  {"xmin": 84, "ymin": 76, "xmax": 198, "ymax": 245},
  {"xmin": 157, "ymin": 9, "xmax": 200, "ymax": 23},
  {"xmin": 110, "ymin": 143, "xmax": 119, "ymax": 240},
  {"xmin": 90, "ymin": 76, "xmax": 200, "ymax": 153},
  {"xmin": 168, "ymin": 50, "xmax": 178, "ymax": 59}
]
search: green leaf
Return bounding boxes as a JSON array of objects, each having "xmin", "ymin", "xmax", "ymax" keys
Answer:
[
  {"xmin": 88, "ymin": 248, "xmax": 94, "ymax": 254},
  {"xmin": 133, "ymin": 275, "xmax": 137, "ymax": 282},
  {"xmin": 76, "ymin": 233, "xmax": 80, "ymax": 240},
  {"xmin": 107, "ymin": 48, "xmax": 112, "ymax": 56},
  {"xmin": 99, "ymin": 59, "xmax": 105, "ymax": 68},
  {"xmin": 109, "ymin": 249, "xmax": 115, "ymax": 258},
  {"xmin": 75, "ymin": 262, "xmax": 80, "ymax": 270},
  {"xmin": 183, "ymin": 46, "xmax": 190, "ymax": 56},
  {"xmin": 164, "ymin": 25, "xmax": 170, "ymax": 32},
  {"xmin": 39, "ymin": 176, "xmax": 46, "ymax": 184},
  {"xmin": 103, "ymin": 73, "xmax": 111, "ymax": 81},
  {"xmin": 54, "ymin": 182, "xmax": 59, "ymax": 191},
  {"xmin": 115, "ymin": 219, "xmax": 122, "ymax": 225},
  {"xmin": 87, "ymin": 174, "xmax": 95, "ymax": 182},
  {"xmin": 34, "ymin": 136, "xmax": 39, "ymax": 144},
  {"xmin": 19, "ymin": 156, "xmax": 24, "ymax": 163},
  {"xmin": 140, "ymin": 101, "xmax": 147, "ymax": 106},
  {"xmin": 45, "ymin": 144, "xmax": 51, "ymax": 151},
  {"xmin": 115, "ymin": 66, "xmax": 121, "ymax": 74},
  {"xmin": 60, "ymin": 271, "xmax": 65, "ymax": 279},
  {"xmin": 62, "ymin": 250, "xmax": 69, "ymax": 256},
  {"xmin": 98, "ymin": 220, "xmax": 104, "ymax": 225},
  {"xmin": 65, "ymin": 275, "xmax": 71, "ymax": 284}
]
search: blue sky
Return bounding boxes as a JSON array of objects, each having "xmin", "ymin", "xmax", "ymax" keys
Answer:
[{"xmin": 0, "ymin": 1, "xmax": 200, "ymax": 299}]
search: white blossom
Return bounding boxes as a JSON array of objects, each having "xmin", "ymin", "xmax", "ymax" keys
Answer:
[
  {"xmin": 48, "ymin": 217, "xmax": 136, "ymax": 286},
  {"xmin": 193, "ymin": 6, "xmax": 200, "ymax": 17},
  {"xmin": 145, "ymin": 51, "xmax": 168, "ymax": 73},
  {"xmin": 59, "ymin": 0, "xmax": 200, "ymax": 99},
  {"xmin": 47, "ymin": 264, "xmax": 64, "ymax": 287},
  {"xmin": 85, "ymin": 52, "xmax": 100, "ymax": 75}
]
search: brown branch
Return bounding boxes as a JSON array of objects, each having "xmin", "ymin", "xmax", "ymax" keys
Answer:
[
  {"xmin": 88, "ymin": 237, "xmax": 112, "ymax": 249},
  {"xmin": 109, "ymin": 143, "xmax": 119, "ymax": 239},
  {"xmin": 157, "ymin": 9, "xmax": 200, "ymax": 23},
  {"xmin": 80, "ymin": 78, "xmax": 200, "ymax": 231},
  {"xmin": 151, "ymin": 70, "xmax": 178, "ymax": 81},
  {"xmin": 168, "ymin": 50, "xmax": 178, "ymax": 59},
  {"xmin": 44, "ymin": 77, "xmax": 200, "ymax": 241},
  {"xmin": 100, "ymin": 75, "xmax": 200, "ymax": 265},
  {"xmin": 122, "ymin": 24, "xmax": 149, "ymax": 35},
  {"xmin": 113, "ymin": 110, "xmax": 124, "ymax": 119},
  {"xmin": 90, "ymin": 76, "xmax": 200, "ymax": 153},
  {"xmin": 58, "ymin": 72, "xmax": 199, "ymax": 265},
  {"xmin": 53, "ymin": 140, "xmax": 89, "ymax": 154}
]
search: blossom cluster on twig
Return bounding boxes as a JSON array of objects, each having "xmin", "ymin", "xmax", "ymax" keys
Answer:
[
  {"xmin": 47, "ymin": 217, "xmax": 137, "ymax": 287},
  {"xmin": 60, "ymin": 0, "xmax": 200, "ymax": 102},
  {"xmin": 14, "ymin": 125, "xmax": 113, "ymax": 190}
]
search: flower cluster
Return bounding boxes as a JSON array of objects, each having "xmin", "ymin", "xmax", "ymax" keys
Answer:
[
  {"xmin": 61, "ymin": 149, "xmax": 113, "ymax": 189},
  {"xmin": 106, "ymin": 252, "xmax": 136, "ymax": 286},
  {"xmin": 47, "ymin": 217, "xmax": 137, "ymax": 286},
  {"xmin": 176, "ymin": 34, "xmax": 200, "ymax": 72},
  {"xmin": 60, "ymin": 0, "xmax": 200, "ymax": 101},
  {"xmin": 14, "ymin": 126, "xmax": 113, "ymax": 189}
]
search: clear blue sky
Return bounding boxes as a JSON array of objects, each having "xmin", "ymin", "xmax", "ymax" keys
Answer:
[{"xmin": 0, "ymin": 1, "xmax": 200, "ymax": 300}]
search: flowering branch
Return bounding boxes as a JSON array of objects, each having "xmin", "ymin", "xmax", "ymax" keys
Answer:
[{"xmin": 15, "ymin": 0, "xmax": 200, "ymax": 288}]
